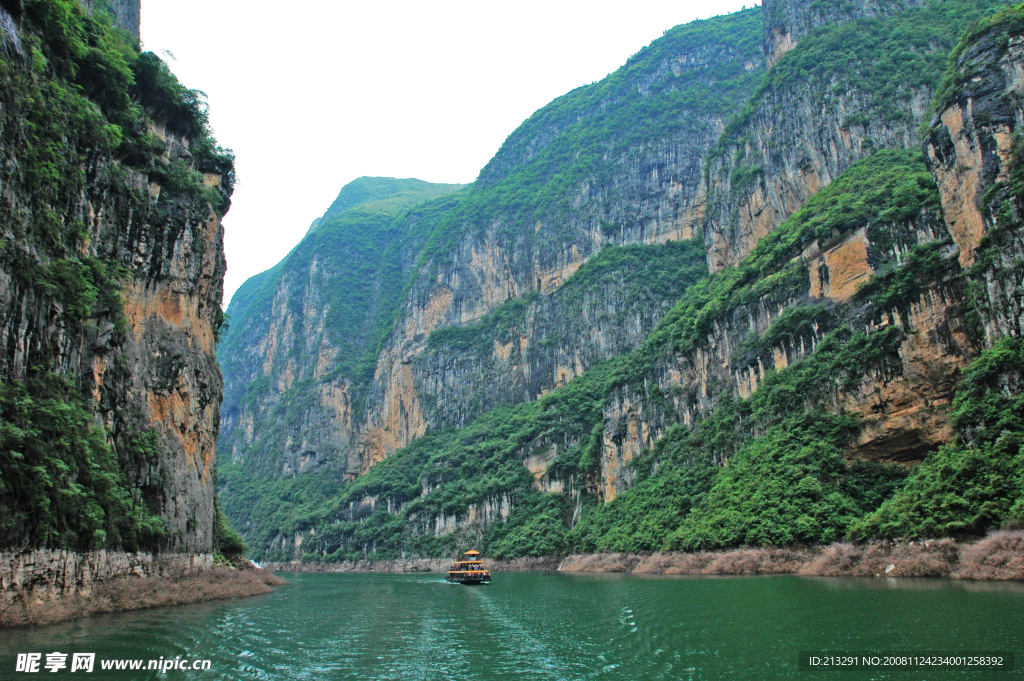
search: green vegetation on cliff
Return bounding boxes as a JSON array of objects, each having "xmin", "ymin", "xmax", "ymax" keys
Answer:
[
  {"xmin": 221, "ymin": 239, "xmax": 708, "ymax": 561},
  {"xmin": 931, "ymin": 2, "xmax": 1024, "ymax": 122},
  {"xmin": 0, "ymin": 0, "xmax": 238, "ymax": 553},
  {"xmin": 427, "ymin": 240, "xmax": 707, "ymax": 356},
  {"xmin": 234, "ymin": 148, "xmax": 954, "ymax": 561},
  {"xmin": 3, "ymin": 0, "xmax": 231, "ymax": 338},
  {"xmin": 221, "ymin": 354, "xmax": 619, "ymax": 561},
  {"xmin": 773, "ymin": 0, "xmax": 1008, "ymax": 115},
  {"xmin": 18, "ymin": 0, "xmax": 234, "ymax": 210},
  {"xmin": 709, "ymin": 0, "xmax": 1011, "ymax": 233},
  {"xmin": 229, "ymin": 103, "xmax": 993, "ymax": 564},
  {"xmin": 719, "ymin": 0, "xmax": 1011, "ymax": 159},
  {"xmin": 621, "ymin": 149, "xmax": 940, "ymax": 382},
  {"xmin": 217, "ymin": 180, "xmax": 464, "ymax": 477},
  {"xmin": 220, "ymin": 0, "xmax": 1024, "ymax": 563},
  {"xmin": 220, "ymin": 177, "xmax": 464, "ymax": 393},
  {"xmin": 574, "ymin": 327, "xmax": 913, "ymax": 553},
  {"xmin": 422, "ymin": 7, "xmax": 765, "ymax": 262},
  {"xmin": 853, "ymin": 338, "xmax": 1024, "ymax": 537},
  {"xmin": 570, "ymin": 148, "xmax": 960, "ymax": 553},
  {"xmin": 218, "ymin": 4, "xmax": 770, "ymax": 558},
  {"xmin": 427, "ymin": 293, "xmax": 540, "ymax": 355},
  {"xmin": 851, "ymin": 7, "xmax": 1024, "ymax": 540},
  {"xmin": 0, "ymin": 375, "xmax": 165, "ymax": 551}
]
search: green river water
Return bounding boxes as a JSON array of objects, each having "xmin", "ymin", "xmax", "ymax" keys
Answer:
[{"xmin": 2, "ymin": 572, "xmax": 1022, "ymax": 680}]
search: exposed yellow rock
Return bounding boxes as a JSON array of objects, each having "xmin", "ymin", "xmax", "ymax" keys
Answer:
[
  {"xmin": 523, "ymin": 443, "xmax": 558, "ymax": 488},
  {"xmin": 494, "ymin": 339, "xmax": 513, "ymax": 362},
  {"xmin": 768, "ymin": 26, "xmax": 795, "ymax": 66},
  {"xmin": 807, "ymin": 227, "xmax": 873, "ymax": 302},
  {"xmin": 927, "ymin": 105, "xmax": 997, "ymax": 267},
  {"xmin": 845, "ymin": 291, "xmax": 970, "ymax": 461},
  {"xmin": 601, "ymin": 394, "xmax": 652, "ymax": 502},
  {"xmin": 361, "ymin": 354, "xmax": 427, "ymax": 472}
]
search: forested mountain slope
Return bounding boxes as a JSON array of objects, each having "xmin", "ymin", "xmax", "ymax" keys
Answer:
[
  {"xmin": 220, "ymin": 0, "xmax": 1024, "ymax": 562},
  {"xmin": 217, "ymin": 178, "xmax": 463, "ymax": 478},
  {"xmin": 219, "ymin": 7, "xmax": 768, "ymax": 554}
]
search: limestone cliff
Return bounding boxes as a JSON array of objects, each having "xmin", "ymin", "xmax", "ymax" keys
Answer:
[
  {"xmin": 582, "ymin": 2, "xmax": 1024, "ymax": 550},
  {"xmin": 219, "ymin": 9, "xmax": 765, "ymax": 524},
  {"xmin": 761, "ymin": 0, "xmax": 925, "ymax": 66},
  {"xmin": 599, "ymin": 152, "xmax": 972, "ymax": 502},
  {"xmin": 218, "ymin": 179, "xmax": 464, "ymax": 478},
  {"xmin": 704, "ymin": 0, "xmax": 1010, "ymax": 273},
  {"xmin": 222, "ymin": 0, "xmax": 1024, "ymax": 562},
  {"xmin": 0, "ymin": 0, "xmax": 232, "ymax": 603},
  {"xmin": 411, "ymin": 242, "xmax": 706, "ymax": 436},
  {"xmin": 924, "ymin": 16, "xmax": 1024, "ymax": 340},
  {"xmin": 355, "ymin": 8, "xmax": 766, "ymax": 471}
]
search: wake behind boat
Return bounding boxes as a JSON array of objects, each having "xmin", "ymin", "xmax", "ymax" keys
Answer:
[{"xmin": 446, "ymin": 550, "xmax": 492, "ymax": 584}]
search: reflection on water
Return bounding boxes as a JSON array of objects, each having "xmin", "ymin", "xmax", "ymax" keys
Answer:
[{"xmin": 1, "ymin": 572, "xmax": 1022, "ymax": 680}]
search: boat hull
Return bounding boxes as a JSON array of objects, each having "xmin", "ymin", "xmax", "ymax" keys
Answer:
[{"xmin": 446, "ymin": 573, "xmax": 491, "ymax": 585}]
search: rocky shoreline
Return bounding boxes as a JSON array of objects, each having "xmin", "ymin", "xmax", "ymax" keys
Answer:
[
  {"xmin": 0, "ymin": 550, "xmax": 284, "ymax": 628},
  {"xmin": 272, "ymin": 532, "xmax": 1024, "ymax": 581}
]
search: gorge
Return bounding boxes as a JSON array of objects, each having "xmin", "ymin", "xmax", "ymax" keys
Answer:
[
  {"xmin": 217, "ymin": 0, "xmax": 1024, "ymax": 572},
  {"xmin": 5, "ymin": 0, "xmax": 1024, "ymax": 633}
]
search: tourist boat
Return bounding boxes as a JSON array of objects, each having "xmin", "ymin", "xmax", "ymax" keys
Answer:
[{"xmin": 446, "ymin": 550, "xmax": 492, "ymax": 584}]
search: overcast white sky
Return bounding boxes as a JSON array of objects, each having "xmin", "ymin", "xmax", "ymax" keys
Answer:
[{"xmin": 141, "ymin": 0, "xmax": 755, "ymax": 306}]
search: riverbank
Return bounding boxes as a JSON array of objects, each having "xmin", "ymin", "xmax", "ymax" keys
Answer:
[
  {"xmin": 265, "ymin": 555, "xmax": 560, "ymax": 573},
  {"xmin": 0, "ymin": 550, "xmax": 285, "ymax": 628},
  {"xmin": 560, "ymin": 531, "xmax": 1024, "ymax": 580},
  {"xmin": 273, "ymin": 532, "xmax": 1024, "ymax": 581}
]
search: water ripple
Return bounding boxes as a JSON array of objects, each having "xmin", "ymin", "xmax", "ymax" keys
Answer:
[{"xmin": 2, "ymin": 573, "xmax": 1023, "ymax": 680}]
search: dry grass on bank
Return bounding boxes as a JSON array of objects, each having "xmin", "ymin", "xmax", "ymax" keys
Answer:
[
  {"xmin": 560, "ymin": 532, "xmax": 1024, "ymax": 580},
  {"xmin": 633, "ymin": 548, "xmax": 807, "ymax": 575},
  {"xmin": 0, "ymin": 568, "xmax": 285, "ymax": 628},
  {"xmin": 799, "ymin": 539, "xmax": 960, "ymax": 577},
  {"xmin": 555, "ymin": 553, "xmax": 640, "ymax": 573},
  {"xmin": 954, "ymin": 531, "xmax": 1024, "ymax": 580}
]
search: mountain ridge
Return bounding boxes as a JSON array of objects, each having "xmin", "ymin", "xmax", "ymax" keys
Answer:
[{"xmin": 218, "ymin": 0, "xmax": 1024, "ymax": 563}]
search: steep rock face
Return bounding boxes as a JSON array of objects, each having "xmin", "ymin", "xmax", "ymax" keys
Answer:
[
  {"xmin": 102, "ymin": 155, "xmax": 226, "ymax": 554},
  {"xmin": 600, "ymin": 223, "xmax": 968, "ymax": 500},
  {"xmin": 761, "ymin": 0, "xmax": 925, "ymax": 66},
  {"xmin": 0, "ymin": 549, "xmax": 211, "ymax": 616},
  {"xmin": 356, "ymin": 9, "xmax": 766, "ymax": 470},
  {"xmin": 285, "ymin": 150, "xmax": 981, "ymax": 562},
  {"xmin": 925, "ymin": 24, "xmax": 1024, "ymax": 341},
  {"xmin": 405, "ymin": 242, "xmax": 706, "ymax": 443},
  {"xmin": 581, "ymin": 3, "xmax": 1024, "ymax": 553},
  {"xmin": 0, "ymin": 0, "xmax": 230, "ymax": 558},
  {"xmin": 217, "ymin": 179, "xmax": 463, "ymax": 479},
  {"xmin": 80, "ymin": 0, "xmax": 139, "ymax": 41},
  {"xmin": 219, "ymin": 9, "xmax": 767, "ymax": 495},
  {"xmin": 704, "ymin": 0, "xmax": 1011, "ymax": 273},
  {"xmin": 225, "ymin": 0, "xmax": 1024, "ymax": 562}
]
